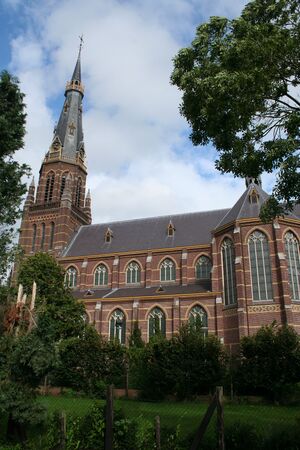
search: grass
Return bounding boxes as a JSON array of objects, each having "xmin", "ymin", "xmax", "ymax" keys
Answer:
[{"xmin": 38, "ymin": 395, "xmax": 300, "ymax": 438}]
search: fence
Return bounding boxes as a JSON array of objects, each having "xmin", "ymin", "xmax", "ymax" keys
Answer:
[{"xmin": 1, "ymin": 386, "xmax": 300, "ymax": 449}]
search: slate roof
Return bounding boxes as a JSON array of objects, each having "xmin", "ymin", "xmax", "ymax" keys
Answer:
[
  {"xmin": 72, "ymin": 283, "xmax": 213, "ymax": 300},
  {"xmin": 62, "ymin": 184, "xmax": 300, "ymax": 258},
  {"xmin": 53, "ymin": 50, "xmax": 84, "ymax": 161},
  {"xmin": 62, "ymin": 209, "xmax": 229, "ymax": 257},
  {"xmin": 216, "ymin": 182, "xmax": 269, "ymax": 229}
]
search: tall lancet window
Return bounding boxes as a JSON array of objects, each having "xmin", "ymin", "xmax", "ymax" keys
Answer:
[
  {"xmin": 285, "ymin": 232, "xmax": 300, "ymax": 301},
  {"xmin": 44, "ymin": 172, "xmax": 55, "ymax": 203},
  {"xmin": 49, "ymin": 222, "xmax": 55, "ymax": 250},
  {"xmin": 75, "ymin": 177, "xmax": 82, "ymax": 207},
  {"xmin": 221, "ymin": 238, "xmax": 237, "ymax": 305},
  {"xmin": 32, "ymin": 224, "xmax": 37, "ymax": 252},
  {"xmin": 109, "ymin": 309, "xmax": 126, "ymax": 344},
  {"xmin": 189, "ymin": 305, "xmax": 208, "ymax": 336},
  {"xmin": 148, "ymin": 307, "xmax": 166, "ymax": 338},
  {"xmin": 40, "ymin": 223, "xmax": 45, "ymax": 250},
  {"xmin": 60, "ymin": 173, "xmax": 68, "ymax": 199},
  {"xmin": 248, "ymin": 231, "xmax": 273, "ymax": 301}
]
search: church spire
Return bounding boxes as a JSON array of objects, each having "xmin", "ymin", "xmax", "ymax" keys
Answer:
[{"xmin": 48, "ymin": 39, "xmax": 85, "ymax": 164}]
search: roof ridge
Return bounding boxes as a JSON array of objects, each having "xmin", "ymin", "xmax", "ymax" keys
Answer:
[{"xmin": 79, "ymin": 207, "xmax": 230, "ymax": 229}]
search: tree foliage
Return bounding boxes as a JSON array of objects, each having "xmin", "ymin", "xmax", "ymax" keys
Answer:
[
  {"xmin": 171, "ymin": 0, "xmax": 300, "ymax": 219},
  {"xmin": 0, "ymin": 71, "xmax": 29, "ymax": 278},
  {"xmin": 235, "ymin": 323, "xmax": 300, "ymax": 399}
]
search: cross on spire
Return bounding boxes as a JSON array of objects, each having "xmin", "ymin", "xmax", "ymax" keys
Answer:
[{"xmin": 79, "ymin": 35, "xmax": 84, "ymax": 54}]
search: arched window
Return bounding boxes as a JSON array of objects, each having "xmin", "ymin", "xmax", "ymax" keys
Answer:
[
  {"xmin": 221, "ymin": 238, "xmax": 237, "ymax": 305},
  {"xmin": 44, "ymin": 172, "xmax": 55, "ymax": 203},
  {"xmin": 160, "ymin": 258, "xmax": 175, "ymax": 282},
  {"xmin": 109, "ymin": 309, "xmax": 126, "ymax": 344},
  {"xmin": 75, "ymin": 177, "xmax": 82, "ymax": 207},
  {"xmin": 189, "ymin": 305, "xmax": 208, "ymax": 336},
  {"xmin": 148, "ymin": 307, "xmax": 166, "ymax": 338},
  {"xmin": 49, "ymin": 222, "xmax": 55, "ymax": 249},
  {"xmin": 94, "ymin": 264, "xmax": 108, "ymax": 286},
  {"xmin": 248, "ymin": 231, "xmax": 273, "ymax": 301},
  {"xmin": 285, "ymin": 232, "xmax": 300, "ymax": 300},
  {"xmin": 32, "ymin": 224, "xmax": 37, "ymax": 252},
  {"xmin": 195, "ymin": 256, "xmax": 212, "ymax": 280},
  {"xmin": 65, "ymin": 266, "xmax": 78, "ymax": 288},
  {"xmin": 40, "ymin": 223, "xmax": 45, "ymax": 250},
  {"xmin": 60, "ymin": 173, "xmax": 68, "ymax": 199},
  {"xmin": 126, "ymin": 261, "xmax": 141, "ymax": 284}
]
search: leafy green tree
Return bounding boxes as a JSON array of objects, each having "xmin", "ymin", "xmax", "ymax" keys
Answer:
[
  {"xmin": 128, "ymin": 321, "xmax": 144, "ymax": 348},
  {"xmin": 235, "ymin": 323, "xmax": 300, "ymax": 400},
  {"xmin": 0, "ymin": 381, "xmax": 45, "ymax": 442},
  {"xmin": 17, "ymin": 252, "xmax": 86, "ymax": 341},
  {"xmin": 138, "ymin": 335, "xmax": 175, "ymax": 400},
  {"xmin": 0, "ymin": 71, "xmax": 29, "ymax": 278},
  {"xmin": 54, "ymin": 327, "xmax": 125, "ymax": 394},
  {"xmin": 171, "ymin": 0, "xmax": 300, "ymax": 219},
  {"xmin": 172, "ymin": 324, "xmax": 227, "ymax": 399}
]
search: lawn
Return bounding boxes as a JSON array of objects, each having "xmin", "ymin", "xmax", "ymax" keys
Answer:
[{"xmin": 38, "ymin": 396, "xmax": 300, "ymax": 438}]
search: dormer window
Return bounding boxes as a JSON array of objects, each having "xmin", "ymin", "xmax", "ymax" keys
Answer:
[
  {"xmin": 249, "ymin": 188, "xmax": 259, "ymax": 204},
  {"xmin": 105, "ymin": 228, "xmax": 113, "ymax": 243},
  {"xmin": 167, "ymin": 221, "xmax": 175, "ymax": 237}
]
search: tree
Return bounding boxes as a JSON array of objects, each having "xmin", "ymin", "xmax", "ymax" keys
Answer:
[
  {"xmin": 171, "ymin": 324, "xmax": 226, "ymax": 399},
  {"xmin": 171, "ymin": 0, "xmax": 300, "ymax": 220},
  {"xmin": 0, "ymin": 71, "xmax": 29, "ymax": 278},
  {"xmin": 235, "ymin": 323, "xmax": 300, "ymax": 400},
  {"xmin": 17, "ymin": 252, "xmax": 86, "ymax": 341}
]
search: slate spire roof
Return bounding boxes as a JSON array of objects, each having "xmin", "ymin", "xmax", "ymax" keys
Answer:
[{"xmin": 51, "ymin": 45, "xmax": 85, "ymax": 162}]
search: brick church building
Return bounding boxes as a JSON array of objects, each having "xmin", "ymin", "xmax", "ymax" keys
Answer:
[{"xmin": 19, "ymin": 50, "xmax": 300, "ymax": 348}]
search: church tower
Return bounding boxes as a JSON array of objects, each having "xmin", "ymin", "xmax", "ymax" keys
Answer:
[{"xmin": 19, "ymin": 46, "xmax": 91, "ymax": 257}]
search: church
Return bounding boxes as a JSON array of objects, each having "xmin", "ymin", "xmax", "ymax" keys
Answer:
[{"xmin": 18, "ymin": 50, "xmax": 300, "ymax": 348}]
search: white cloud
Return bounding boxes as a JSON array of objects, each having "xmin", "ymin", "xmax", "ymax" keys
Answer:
[{"xmin": 8, "ymin": 0, "xmax": 249, "ymax": 222}]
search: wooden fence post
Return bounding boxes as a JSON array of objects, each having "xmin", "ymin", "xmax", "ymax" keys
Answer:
[
  {"xmin": 216, "ymin": 386, "xmax": 225, "ymax": 450},
  {"xmin": 59, "ymin": 411, "xmax": 66, "ymax": 450},
  {"xmin": 105, "ymin": 384, "xmax": 114, "ymax": 450},
  {"xmin": 155, "ymin": 415, "xmax": 161, "ymax": 450},
  {"xmin": 190, "ymin": 393, "xmax": 217, "ymax": 450}
]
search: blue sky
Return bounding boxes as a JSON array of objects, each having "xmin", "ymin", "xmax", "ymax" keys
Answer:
[{"xmin": 1, "ymin": 0, "xmax": 273, "ymax": 224}]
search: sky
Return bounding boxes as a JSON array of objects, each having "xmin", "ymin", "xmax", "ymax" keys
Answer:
[{"xmin": 0, "ymin": 0, "xmax": 273, "ymax": 224}]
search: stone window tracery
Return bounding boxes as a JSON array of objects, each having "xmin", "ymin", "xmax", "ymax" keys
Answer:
[
  {"xmin": 221, "ymin": 238, "xmax": 237, "ymax": 305},
  {"xmin": 195, "ymin": 256, "xmax": 212, "ymax": 280},
  {"xmin": 65, "ymin": 266, "xmax": 78, "ymax": 288},
  {"xmin": 109, "ymin": 309, "xmax": 126, "ymax": 344},
  {"xmin": 188, "ymin": 305, "xmax": 208, "ymax": 336},
  {"xmin": 285, "ymin": 232, "xmax": 300, "ymax": 300},
  {"xmin": 94, "ymin": 264, "xmax": 108, "ymax": 286},
  {"xmin": 148, "ymin": 307, "xmax": 166, "ymax": 338},
  {"xmin": 126, "ymin": 261, "xmax": 141, "ymax": 284},
  {"xmin": 160, "ymin": 258, "xmax": 175, "ymax": 282},
  {"xmin": 44, "ymin": 172, "xmax": 55, "ymax": 203},
  {"xmin": 248, "ymin": 231, "xmax": 273, "ymax": 301}
]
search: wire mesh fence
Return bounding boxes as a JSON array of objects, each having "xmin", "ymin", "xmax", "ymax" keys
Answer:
[{"xmin": 1, "ymin": 386, "xmax": 300, "ymax": 449}]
